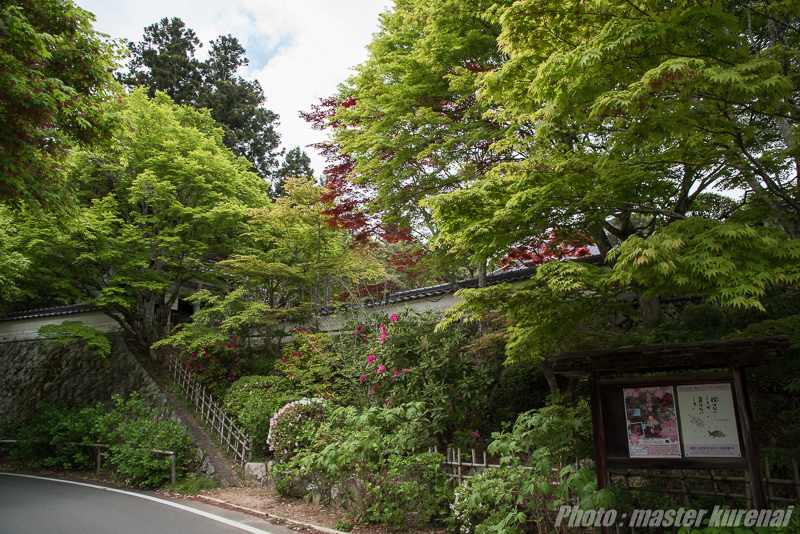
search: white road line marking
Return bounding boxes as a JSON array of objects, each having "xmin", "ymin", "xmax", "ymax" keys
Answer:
[{"xmin": 0, "ymin": 472, "xmax": 275, "ymax": 534}]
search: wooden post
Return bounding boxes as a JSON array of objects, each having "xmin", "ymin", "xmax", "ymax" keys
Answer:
[
  {"xmin": 96, "ymin": 446, "xmax": 102, "ymax": 475},
  {"xmin": 589, "ymin": 371, "xmax": 610, "ymax": 534},
  {"xmin": 171, "ymin": 453, "xmax": 176, "ymax": 484},
  {"xmin": 733, "ymin": 366, "xmax": 767, "ymax": 510},
  {"xmin": 793, "ymin": 458, "xmax": 800, "ymax": 504}
]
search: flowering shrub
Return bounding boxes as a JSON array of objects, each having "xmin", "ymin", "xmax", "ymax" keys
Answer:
[
  {"xmin": 274, "ymin": 329, "xmax": 337, "ymax": 399},
  {"xmin": 352, "ymin": 310, "xmax": 500, "ymax": 446},
  {"xmin": 267, "ymin": 398, "xmax": 328, "ymax": 462},
  {"xmin": 182, "ymin": 335, "xmax": 245, "ymax": 393},
  {"xmin": 224, "ymin": 375, "xmax": 295, "ymax": 455}
]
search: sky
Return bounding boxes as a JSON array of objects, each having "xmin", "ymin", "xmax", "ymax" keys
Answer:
[{"xmin": 74, "ymin": 0, "xmax": 391, "ymax": 177}]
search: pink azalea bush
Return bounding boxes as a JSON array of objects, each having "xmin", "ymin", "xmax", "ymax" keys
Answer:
[{"xmin": 267, "ymin": 398, "xmax": 328, "ymax": 462}]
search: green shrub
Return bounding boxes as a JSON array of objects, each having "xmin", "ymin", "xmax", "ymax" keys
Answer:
[
  {"xmin": 8, "ymin": 393, "xmax": 192, "ymax": 488},
  {"xmin": 110, "ymin": 415, "xmax": 192, "ymax": 487},
  {"xmin": 10, "ymin": 403, "xmax": 106, "ymax": 469},
  {"xmin": 280, "ymin": 403, "xmax": 452, "ymax": 529},
  {"xmin": 224, "ymin": 375, "xmax": 294, "ymax": 455},
  {"xmin": 342, "ymin": 309, "xmax": 499, "ymax": 447},
  {"xmin": 181, "ymin": 334, "xmax": 246, "ymax": 394},
  {"xmin": 450, "ymin": 402, "xmax": 609, "ymax": 533},
  {"xmin": 487, "ymin": 359, "xmax": 551, "ymax": 427},
  {"xmin": 275, "ymin": 328, "xmax": 339, "ymax": 399}
]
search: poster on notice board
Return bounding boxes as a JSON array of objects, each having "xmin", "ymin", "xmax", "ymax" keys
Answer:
[
  {"xmin": 623, "ymin": 386, "xmax": 681, "ymax": 458},
  {"xmin": 676, "ymin": 383, "xmax": 741, "ymax": 457}
]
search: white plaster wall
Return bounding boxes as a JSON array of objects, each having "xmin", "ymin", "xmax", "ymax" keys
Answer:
[
  {"xmin": 313, "ymin": 292, "xmax": 463, "ymax": 333},
  {"xmin": 0, "ymin": 311, "xmax": 120, "ymax": 342}
]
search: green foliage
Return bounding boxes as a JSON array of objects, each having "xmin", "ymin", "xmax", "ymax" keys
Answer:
[
  {"xmin": 0, "ymin": 0, "xmax": 123, "ymax": 214},
  {"xmin": 275, "ymin": 329, "xmax": 338, "ymax": 399},
  {"xmin": 267, "ymin": 399, "xmax": 328, "ymax": 462},
  {"xmin": 162, "ymin": 472, "xmax": 220, "ymax": 495},
  {"xmin": 279, "ymin": 403, "xmax": 452, "ymax": 528},
  {"xmin": 341, "ymin": 309, "xmax": 500, "ymax": 446},
  {"xmin": 119, "ymin": 18, "xmax": 281, "ymax": 180},
  {"xmin": 8, "ymin": 393, "xmax": 192, "ymax": 488},
  {"xmin": 11, "ymin": 89, "xmax": 270, "ymax": 355},
  {"xmin": 179, "ymin": 334, "xmax": 246, "ymax": 394},
  {"xmin": 451, "ymin": 402, "xmax": 607, "ymax": 533},
  {"xmin": 37, "ymin": 321, "xmax": 111, "ymax": 358},
  {"xmin": 110, "ymin": 412, "xmax": 191, "ymax": 488},
  {"xmin": 10, "ymin": 403, "xmax": 107, "ymax": 469},
  {"xmin": 487, "ymin": 360, "xmax": 551, "ymax": 427},
  {"xmin": 223, "ymin": 375, "xmax": 294, "ymax": 455}
]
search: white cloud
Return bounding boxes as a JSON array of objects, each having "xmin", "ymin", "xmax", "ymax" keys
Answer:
[{"xmin": 75, "ymin": 0, "xmax": 389, "ymax": 176}]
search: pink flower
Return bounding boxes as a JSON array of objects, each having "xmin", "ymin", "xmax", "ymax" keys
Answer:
[
  {"xmin": 214, "ymin": 359, "xmax": 219, "ymax": 364},
  {"xmin": 205, "ymin": 371, "xmax": 210, "ymax": 375},
  {"xmin": 226, "ymin": 344, "xmax": 233, "ymax": 348},
  {"xmin": 392, "ymin": 369, "xmax": 399, "ymax": 377},
  {"xmin": 403, "ymin": 368, "xmax": 410, "ymax": 373},
  {"xmin": 216, "ymin": 341, "xmax": 221, "ymax": 345},
  {"xmin": 377, "ymin": 365, "xmax": 387, "ymax": 374},
  {"xmin": 390, "ymin": 314, "xmax": 399, "ymax": 323},
  {"xmin": 359, "ymin": 375, "xmax": 367, "ymax": 383},
  {"xmin": 282, "ymin": 358, "xmax": 288, "ymax": 363},
  {"xmin": 232, "ymin": 336, "xmax": 238, "ymax": 341},
  {"xmin": 370, "ymin": 388, "xmax": 375, "ymax": 396},
  {"xmin": 470, "ymin": 430, "xmax": 480, "ymax": 439},
  {"xmin": 367, "ymin": 354, "xmax": 376, "ymax": 363},
  {"xmin": 380, "ymin": 332, "xmax": 388, "ymax": 343},
  {"xmin": 363, "ymin": 338, "xmax": 369, "ymax": 343},
  {"xmin": 288, "ymin": 372, "xmax": 293, "ymax": 376},
  {"xmin": 379, "ymin": 325, "xmax": 387, "ymax": 331},
  {"xmin": 191, "ymin": 352, "xmax": 197, "ymax": 358}
]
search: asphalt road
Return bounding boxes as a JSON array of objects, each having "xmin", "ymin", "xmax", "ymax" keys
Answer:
[{"xmin": 0, "ymin": 473, "xmax": 301, "ymax": 534}]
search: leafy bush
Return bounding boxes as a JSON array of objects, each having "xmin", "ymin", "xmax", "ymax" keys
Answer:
[
  {"xmin": 8, "ymin": 393, "xmax": 192, "ymax": 488},
  {"xmin": 110, "ymin": 414, "xmax": 192, "ymax": 487},
  {"xmin": 487, "ymin": 359, "xmax": 551, "ymax": 427},
  {"xmin": 267, "ymin": 398, "xmax": 328, "ymax": 462},
  {"xmin": 450, "ymin": 402, "xmax": 608, "ymax": 533},
  {"xmin": 181, "ymin": 334, "xmax": 246, "ymax": 394},
  {"xmin": 10, "ymin": 403, "xmax": 107, "ymax": 469},
  {"xmin": 341, "ymin": 309, "xmax": 499, "ymax": 447},
  {"xmin": 279, "ymin": 403, "xmax": 451, "ymax": 529},
  {"xmin": 224, "ymin": 375, "xmax": 294, "ymax": 455},
  {"xmin": 274, "ymin": 328, "xmax": 339, "ymax": 399}
]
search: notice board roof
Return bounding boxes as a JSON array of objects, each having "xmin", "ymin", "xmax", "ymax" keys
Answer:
[{"xmin": 549, "ymin": 336, "xmax": 790, "ymax": 376}]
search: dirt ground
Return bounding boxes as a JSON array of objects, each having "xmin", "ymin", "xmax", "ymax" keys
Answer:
[{"xmin": 189, "ymin": 484, "xmax": 449, "ymax": 534}]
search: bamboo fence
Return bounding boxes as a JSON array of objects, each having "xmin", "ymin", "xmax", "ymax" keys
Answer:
[
  {"xmin": 169, "ymin": 357, "xmax": 253, "ymax": 467},
  {"xmin": 435, "ymin": 447, "xmax": 800, "ymax": 509}
]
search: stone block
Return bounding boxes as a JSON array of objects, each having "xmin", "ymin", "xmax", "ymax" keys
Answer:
[{"xmin": 244, "ymin": 462, "xmax": 267, "ymax": 481}]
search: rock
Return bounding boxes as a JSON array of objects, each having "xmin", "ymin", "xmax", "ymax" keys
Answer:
[
  {"xmin": 330, "ymin": 483, "xmax": 345, "ymax": 507},
  {"xmin": 200, "ymin": 456, "xmax": 216, "ymax": 477},
  {"xmin": 244, "ymin": 462, "xmax": 267, "ymax": 481}
]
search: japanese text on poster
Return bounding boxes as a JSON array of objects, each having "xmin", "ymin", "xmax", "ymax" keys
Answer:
[
  {"xmin": 676, "ymin": 383, "xmax": 741, "ymax": 457},
  {"xmin": 623, "ymin": 386, "xmax": 681, "ymax": 458}
]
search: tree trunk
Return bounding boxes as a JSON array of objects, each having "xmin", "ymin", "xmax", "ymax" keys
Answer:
[
  {"xmin": 540, "ymin": 358, "xmax": 560, "ymax": 397},
  {"xmin": 639, "ymin": 294, "xmax": 662, "ymax": 322}
]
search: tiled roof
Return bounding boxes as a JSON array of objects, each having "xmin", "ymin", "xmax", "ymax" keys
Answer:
[
  {"xmin": 319, "ymin": 254, "xmax": 604, "ymax": 316},
  {"xmin": 0, "ymin": 304, "xmax": 99, "ymax": 322}
]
